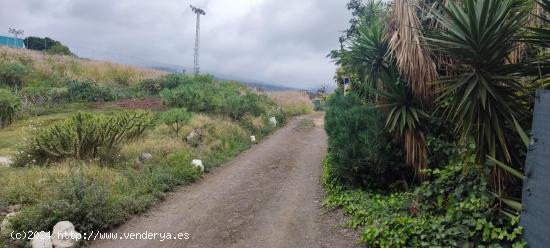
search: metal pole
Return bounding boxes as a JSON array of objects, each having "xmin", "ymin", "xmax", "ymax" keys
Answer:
[
  {"xmin": 190, "ymin": 5, "xmax": 205, "ymax": 76},
  {"xmin": 194, "ymin": 13, "xmax": 200, "ymax": 75}
]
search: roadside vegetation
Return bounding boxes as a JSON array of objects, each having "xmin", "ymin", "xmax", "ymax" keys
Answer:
[
  {"xmin": 0, "ymin": 47, "xmax": 311, "ymax": 247},
  {"xmin": 323, "ymin": 0, "xmax": 550, "ymax": 246}
]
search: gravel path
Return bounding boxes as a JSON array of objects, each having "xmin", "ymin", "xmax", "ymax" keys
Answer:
[{"xmin": 91, "ymin": 113, "xmax": 361, "ymax": 248}]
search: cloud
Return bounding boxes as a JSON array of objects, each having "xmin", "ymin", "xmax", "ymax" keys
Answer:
[{"xmin": 0, "ymin": 0, "xmax": 351, "ymax": 89}]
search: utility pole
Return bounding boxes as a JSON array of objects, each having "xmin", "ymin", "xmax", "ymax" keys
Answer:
[
  {"xmin": 190, "ymin": 5, "xmax": 206, "ymax": 75},
  {"xmin": 8, "ymin": 28, "xmax": 24, "ymax": 48}
]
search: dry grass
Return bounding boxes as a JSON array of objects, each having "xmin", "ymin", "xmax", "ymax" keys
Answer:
[
  {"xmin": 0, "ymin": 163, "xmax": 120, "ymax": 206},
  {"xmin": 0, "ymin": 47, "xmax": 167, "ymax": 85},
  {"xmin": 268, "ymin": 91, "xmax": 314, "ymax": 116}
]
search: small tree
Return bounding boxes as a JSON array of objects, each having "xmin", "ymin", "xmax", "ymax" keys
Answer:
[{"xmin": 159, "ymin": 108, "xmax": 193, "ymax": 135}]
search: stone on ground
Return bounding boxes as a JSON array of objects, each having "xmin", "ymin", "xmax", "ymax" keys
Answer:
[
  {"xmin": 51, "ymin": 221, "xmax": 80, "ymax": 248},
  {"xmin": 31, "ymin": 231, "xmax": 53, "ymax": 248}
]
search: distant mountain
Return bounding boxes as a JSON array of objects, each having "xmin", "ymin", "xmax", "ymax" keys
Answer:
[{"xmin": 146, "ymin": 65, "xmax": 320, "ymax": 92}]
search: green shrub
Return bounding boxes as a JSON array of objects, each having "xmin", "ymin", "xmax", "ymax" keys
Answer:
[
  {"xmin": 138, "ymin": 79, "xmax": 163, "ymax": 95},
  {"xmin": 0, "ymin": 89, "xmax": 21, "ymax": 128},
  {"xmin": 67, "ymin": 80, "xmax": 116, "ymax": 102},
  {"xmin": 46, "ymin": 44, "xmax": 73, "ymax": 56},
  {"xmin": 47, "ymin": 87, "xmax": 69, "ymax": 104},
  {"xmin": 16, "ymin": 111, "xmax": 154, "ymax": 165},
  {"xmin": 160, "ymin": 76, "xmax": 276, "ymax": 120},
  {"xmin": 0, "ymin": 62, "xmax": 30, "ymax": 89},
  {"xmin": 10, "ymin": 173, "xmax": 126, "ymax": 237},
  {"xmin": 160, "ymin": 73, "xmax": 197, "ymax": 89},
  {"xmin": 165, "ymin": 150, "xmax": 202, "ymax": 182},
  {"xmin": 323, "ymin": 155, "xmax": 526, "ymax": 247},
  {"xmin": 159, "ymin": 108, "xmax": 193, "ymax": 135},
  {"xmin": 324, "ymin": 91, "xmax": 410, "ymax": 189}
]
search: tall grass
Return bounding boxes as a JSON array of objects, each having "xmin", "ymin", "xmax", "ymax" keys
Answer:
[
  {"xmin": 268, "ymin": 91, "xmax": 314, "ymax": 116},
  {"xmin": 0, "ymin": 47, "xmax": 166, "ymax": 85}
]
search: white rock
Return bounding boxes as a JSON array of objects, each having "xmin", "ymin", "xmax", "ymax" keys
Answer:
[
  {"xmin": 0, "ymin": 212, "xmax": 18, "ymax": 237},
  {"xmin": 51, "ymin": 221, "xmax": 80, "ymax": 248},
  {"xmin": 0, "ymin": 157, "xmax": 12, "ymax": 167},
  {"xmin": 139, "ymin": 153, "xmax": 153, "ymax": 162},
  {"xmin": 250, "ymin": 135, "xmax": 256, "ymax": 143},
  {"xmin": 191, "ymin": 159, "xmax": 204, "ymax": 172},
  {"xmin": 268, "ymin": 117, "xmax": 277, "ymax": 127},
  {"xmin": 31, "ymin": 231, "xmax": 53, "ymax": 248},
  {"xmin": 186, "ymin": 129, "xmax": 202, "ymax": 147}
]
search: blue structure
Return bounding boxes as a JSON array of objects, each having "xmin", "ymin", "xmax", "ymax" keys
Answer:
[{"xmin": 0, "ymin": 35, "xmax": 25, "ymax": 48}]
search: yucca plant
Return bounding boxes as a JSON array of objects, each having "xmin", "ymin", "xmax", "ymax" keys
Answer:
[
  {"xmin": 373, "ymin": 77, "xmax": 429, "ymax": 174},
  {"xmin": 331, "ymin": 9, "xmax": 431, "ymax": 174},
  {"xmin": 428, "ymin": 0, "xmax": 531, "ymax": 165}
]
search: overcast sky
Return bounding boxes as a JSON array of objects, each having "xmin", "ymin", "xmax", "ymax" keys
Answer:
[{"xmin": 0, "ymin": 0, "xmax": 351, "ymax": 89}]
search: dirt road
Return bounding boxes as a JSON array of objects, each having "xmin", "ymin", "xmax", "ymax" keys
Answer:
[{"xmin": 92, "ymin": 113, "xmax": 361, "ymax": 248}]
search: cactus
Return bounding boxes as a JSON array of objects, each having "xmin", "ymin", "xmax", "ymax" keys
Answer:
[{"xmin": 18, "ymin": 111, "xmax": 154, "ymax": 165}]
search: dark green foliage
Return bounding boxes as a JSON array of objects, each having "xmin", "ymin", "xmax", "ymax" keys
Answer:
[
  {"xmin": 161, "ymin": 76, "xmax": 275, "ymax": 120},
  {"xmin": 323, "ymin": 156, "xmax": 525, "ymax": 247},
  {"xmin": 46, "ymin": 44, "xmax": 72, "ymax": 56},
  {"xmin": 429, "ymin": 0, "xmax": 530, "ymax": 163},
  {"xmin": 16, "ymin": 111, "xmax": 154, "ymax": 165},
  {"xmin": 324, "ymin": 90, "xmax": 410, "ymax": 189},
  {"xmin": 159, "ymin": 108, "xmax": 193, "ymax": 134},
  {"xmin": 0, "ymin": 89, "xmax": 21, "ymax": 128},
  {"xmin": 0, "ymin": 62, "xmax": 30, "ymax": 89},
  {"xmin": 24, "ymin": 37, "xmax": 71, "ymax": 53}
]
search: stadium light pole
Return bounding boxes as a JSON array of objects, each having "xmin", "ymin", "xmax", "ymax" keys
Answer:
[{"xmin": 190, "ymin": 5, "xmax": 206, "ymax": 75}]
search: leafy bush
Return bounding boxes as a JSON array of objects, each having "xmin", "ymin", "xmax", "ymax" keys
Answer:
[
  {"xmin": 67, "ymin": 80, "xmax": 117, "ymax": 102},
  {"xmin": 323, "ymin": 155, "xmax": 526, "ymax": 247},
  {"xmin": 161, "ymin": 77, "xmax": 275, "ymax": 120},
  {"xmin": 10, "ymin": 173, "xmax": 126, "ymax": 239},
  {"xmin": 324, "ymin": 91, "xmax": 409, "ymax": 188},
  {"xmin": 0, "ymin": 62, "xmax": 30, "ymax": 89},
  {"xmin": 159, "ymin": 108, "xmax": 193, "ymax": 135},
  {"xmin": 46, "ymin": 44, "xmax": 73, "ymax": 56},
  {"xmin": 138, "ymin": 79, "xmax": 163, "ymax": 95},
  {"xmin": 159, "ymin": 73, "xmax": 198, "ymax": 89},
  {"xmin": 16, "ymin": 111, "xmax": 154, "ymax": 165},
  {"xmin": 0, "ymin": 89, "xmax": 21, "ymax": 128}
]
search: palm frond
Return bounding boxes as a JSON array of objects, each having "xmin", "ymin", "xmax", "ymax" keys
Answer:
[{"xmin": 388, "ymin": 0, "xmax": 439, "ymax": 104}]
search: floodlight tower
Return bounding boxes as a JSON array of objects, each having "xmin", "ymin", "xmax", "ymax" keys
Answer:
[
  {"xmin": 8, "ymin": 28, "xmax": 24, "ymax": 48},
  {"xmin": 190, "ymin": 5, "xmax": 206, "ymax": 75}
]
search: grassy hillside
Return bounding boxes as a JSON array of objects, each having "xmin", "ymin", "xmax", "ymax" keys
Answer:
[{"xmin": 0, "ymin": 47, "xmax": 313, "ymax": 247}]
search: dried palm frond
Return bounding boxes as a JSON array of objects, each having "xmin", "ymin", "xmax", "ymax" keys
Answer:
[
  {"xmin": 404, "ymin": 128, "xmax": 428, "ymax": 173},
  {"xmin": 509, "ymin": 2, "xmax": 543, "ymax": 64},
  {"xmin": 388, "ymin": 0, "xmax": 438, "ymax": 104}
]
